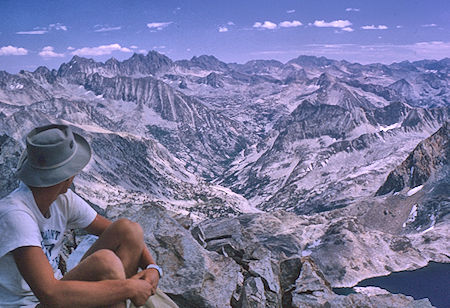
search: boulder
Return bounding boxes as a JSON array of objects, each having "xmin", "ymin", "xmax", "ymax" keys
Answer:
[{"xmin": 117, "ymin": 204, "xmax": 241, "ymax": 308}]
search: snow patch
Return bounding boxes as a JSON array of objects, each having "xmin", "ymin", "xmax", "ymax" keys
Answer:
[
  {"xmin": 421, "ymin": 214, "xmax": 436, "ymax": 233},
  {"xmin": 301, "ymin": 239, "xmax": 322, "ymax": 256},
  {"xmin": 309, "ymin": 239, "xmax": 322, "ymax": 248},
  {"xmin": 301, "ymin": 250, "xmax": 312, "ymax": 257},
  {"xmin": 407, "ymin": 185, "xmax": 423, "ymax": 196},
  {"xmin": 379, "ymin": 123, "xmax": 401, "ymax": 132},
  {"xmin": 9, "ymin": 84, "xmax": 24, "ymax": 90},
  {"xmin": 403, "ymin": 204, "xmax": 418, "ymax": 227}
]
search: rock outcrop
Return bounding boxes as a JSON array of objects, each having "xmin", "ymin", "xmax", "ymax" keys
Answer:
[
  {"xmin": 0, "ymin": 134, "xmax": 21, "ymax": 198},
  {"xmin": 376, "ymin": 122, "xmax": 449, "ymax": 195},
  {"xmin": 291, "ymin": 258, "xmax": 434, "ymax": 308},
  {"xmin": 88, "ymin": 203, "xmax": 440, "ymax": 308},
  {"xmin": 114, "ymin": 205, "xmax": 241, "ymax": 307}
]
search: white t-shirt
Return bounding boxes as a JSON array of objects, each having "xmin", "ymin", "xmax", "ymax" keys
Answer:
[{"xmin": 0, "ymin": 182, "xmax": 97, "ymax": 307}]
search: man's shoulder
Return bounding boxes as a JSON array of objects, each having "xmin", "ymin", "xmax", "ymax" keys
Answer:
[{"xmin": 0, "ymin": 186, "xmax": 33, "ymax": 218}]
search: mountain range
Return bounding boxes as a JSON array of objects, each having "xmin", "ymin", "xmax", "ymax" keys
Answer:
[
  {"xmin": 1, "ymin": 51, "xmax": 449, "ymax": 307},
  {"xmin": 1, "ymin": 51, "xmax": 448, "ymax": 216}
]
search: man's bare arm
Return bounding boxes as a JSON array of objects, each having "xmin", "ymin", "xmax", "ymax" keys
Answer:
[
  {"xmin": 85, "ymin": 215, "xmax": 158, "ymax": 270},
  {"xmin": 84, "ymin": 214, "xmax": 111, "ymax": 236},
  {"xmin": 12, "ymin": 246, "xmax": 151, "ymax": 307}
]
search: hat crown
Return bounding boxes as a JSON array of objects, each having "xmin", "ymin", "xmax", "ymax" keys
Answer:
[
  {"xmin": 29, "ymin": 128, "xmax": 66, "ymax": 146},
  {"xmin": 26, "ymin": 125, "xmax": 77, "ymax": 169}
]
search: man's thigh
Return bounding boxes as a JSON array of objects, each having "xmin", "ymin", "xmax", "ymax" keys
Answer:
[
  {"xmin": 63, "ymin": 249, "xmax": 125, "ymax": 281},
  {"xmin": 80, "ymin": 219, "xmax": 144, "ymax": 277}
]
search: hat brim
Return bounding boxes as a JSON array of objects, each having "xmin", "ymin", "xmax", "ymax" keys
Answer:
[{"xmin": 16, "ymin": 133, "xmax": 92, "ymax": 187}]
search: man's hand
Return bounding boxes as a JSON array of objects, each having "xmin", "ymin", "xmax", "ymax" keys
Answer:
[
  {"xmin": 128, "ymin": 278, "xmax": 153, "ymax": 307},
  {"xmin": 131, "ymin": 268, "xmax": 160, "ymax": 296}
]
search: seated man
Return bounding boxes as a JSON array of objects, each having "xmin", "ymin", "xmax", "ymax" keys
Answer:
[{"xmin": 0, "ymin": 124, "xmax": 162, "ymax": 307}]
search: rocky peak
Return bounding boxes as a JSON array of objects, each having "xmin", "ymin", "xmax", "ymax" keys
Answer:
[
  {"xmin": 120, "ymin": 51, "xmax": 173, "ymax": 76},
  {"xmin": 186, "ymin": 55, "xmax": 229, "ymax": 71},
  {"xmin": 389, "ymin": 78, "xmax": 412, "ymax": 90},
  {"xmin": 316, "ymin": 72, "xmax": 335, "ymax": 87},
  {"xmin": 104, "ymin": 57, "xmax": 119, "ymax": 66},
  {"xmin": 288, "ymin": 55, "xmax": 337, "ymax": 68},
  {"xmin": 57, "ymin": 55, "xmax": 100, "ymax": 77},
  {"xmin": 368, "ymin": 101, "xmax": 411, "ymax": 126},
  {"xmin": 413, "ymin": 58, "xmax": 450, "ymax": 71},
  {"xmin": 273, "ymin": 101, "xmax": 355, "ymax": 141},
  {"xmin": 282, "ymin": 66, "xmax": 308, "ymax": 83},
  {"xmin": 237, "ymin": 59, "xmax": 284, "ymax": 75},
  {"xmin": 33, "ymin": 66, "xmax": 51, "ymax": 75},
  {"xmin": 376, "ymin": 122, "xmax": 449, "ymax": 195},
  {"xmin": 69, "ymin": 55, "xmax": 98, "ymax": 68},
  {"xmin": 146, "ymin": 50, "xmax": 172, "ymax": 63},
  {"xmin": 32, "ymin": 66, "xmax": 57, "ymax": 84},
  {"xmin": 390, "ymin": 60, "xmax": 420, "ymax": 72},
  {"xmin": 0, "ymin": 70, "xmax": 11, "ymax": 79},
  {"xmin": 197, "ymin": 72, "xmax": 224, "ymax": 88},
  {"xmin": 364, "ymin": 63, "xmax": 393, "ymax": 76}
]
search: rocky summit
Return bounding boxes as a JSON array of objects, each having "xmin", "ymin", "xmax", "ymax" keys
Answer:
[{"xmin": 1, "ymin": 52, "xmax": 449, "ymax": 307}]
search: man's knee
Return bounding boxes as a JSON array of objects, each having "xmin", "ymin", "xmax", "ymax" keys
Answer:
[
  {"xmin": 111, "ymin": 218, "xmax": 144, "ymax": 243},
  {"xmin": 88, "ymin": 249, "xmax": 126, "ymax": 280}
]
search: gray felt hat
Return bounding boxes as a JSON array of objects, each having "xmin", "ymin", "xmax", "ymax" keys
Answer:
[{"xmin": 16, "ymin": 124, "xmax": 91, "ymax": 187}]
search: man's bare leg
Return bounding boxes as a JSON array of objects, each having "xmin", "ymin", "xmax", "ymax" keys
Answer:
[
  {"xmin": 61, "ymin": 218, "xmax": 146, "ymax": 308},
  {"xmin": 81, "ymin": 218, "xmax": 145, "ymax": 277},
  {"xmin": 62, "ymin": 249, "xmax": 127, "ymax": 308}
]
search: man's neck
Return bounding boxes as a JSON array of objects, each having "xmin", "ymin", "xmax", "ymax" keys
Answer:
[{"xmin": 29, "ymin": 186, "xmax": 62, "ymax": 217}]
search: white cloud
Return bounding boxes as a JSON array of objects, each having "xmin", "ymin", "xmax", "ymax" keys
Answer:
[
  {"xmin": 39, "ymin": 46, "xmax": 64, "ymax": 58},
  {"xmin": 0, "ymin": 45, "xmax": 28, "ymax": 56},
  {"xmin": 279, "ymin": 20, "xmax": 302, "ymax": 28},
  {"xmin": 138, "ymin": 49, "xmax": 147, "ymax": 54},
  {"xmin": 342, "ymin": 27, "xmax": 354, "ymax": 32},
  {"xmin": 219, "ymin": 27, "xmax": 228, "ymax": 32},
  {"xmin": 49, "ymin": 23, "xmax": 68, "ymax": 31},
  {"xmin": 130, "ymin": 45, "xmax": 138, "ymax": 49},
  {"xmin": 71, "ymin": 43, "xmax": 132, "ymax": 56},
  {"xmin": 287, "ymin": 9, "xmax": 295, "ymax": 14},
  {"xmin": 17, "ymin": 23, "xmax": 68, "ymax": 35},
  {"xmin": 16, "ymin": 30, "xmax": 48, "ymax": 35},
  {"xmin": 421, "ymin": 24, "xmax": 437, "ymax": 27},
  {"xmin": 396, "ymin": 25, "xmax": 403, "ymax": 29},
  {"xmin": 253, "ymin": 21, "xmax": 277, "ymax": 30},
  {"xmin": 227, "ymin": 21, "xmax": 235, "ymax": 26},
  {"xmin": 361, "ymin": 25, "xmax": 388, "ymax": 30},
  {"xmin": 346, "ymin": 8, "xmax": 360, "ymax": 12},
  {"xmin": 94, "ymin": 26, "xmax": 122, "ymax": 32},
  {"xmin": 67, "ymin": 46, "xmax": 75, "ymax": 50},
  {"xmin": 313, "ymin": 20, "xmax": 352, "ymax": 28},
  {"xmin": 147, "ymin": 22, "xmax": 173, "ymax": 30}
]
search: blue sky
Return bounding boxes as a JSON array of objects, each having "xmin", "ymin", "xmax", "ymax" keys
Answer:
[{"xmin": 0, "ymin": 0, "xmax": 449, "ymax": 73}]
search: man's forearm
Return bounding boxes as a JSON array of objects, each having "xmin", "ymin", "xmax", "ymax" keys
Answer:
[
  {"xmin": 40, "ymin": 279, "xmax": 136, "ymax": 307},
  {"xmin": 139, "ymin": 245, "xmax": 156, "ymax": 269}
]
